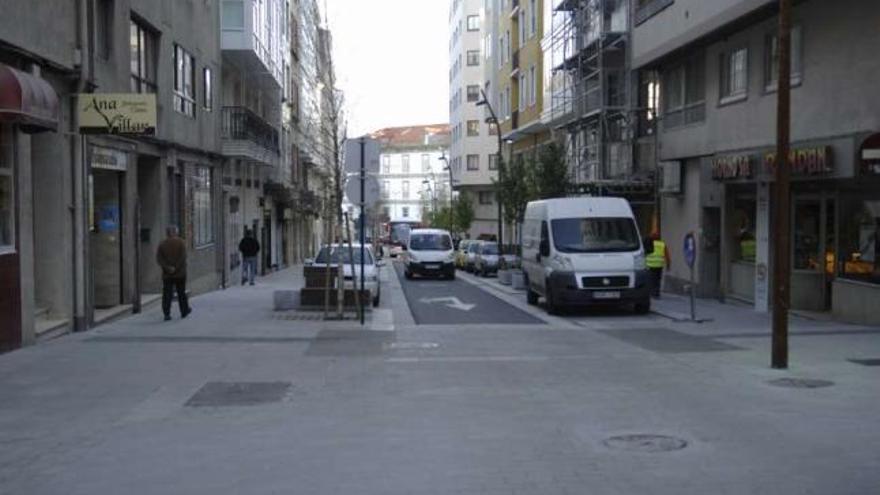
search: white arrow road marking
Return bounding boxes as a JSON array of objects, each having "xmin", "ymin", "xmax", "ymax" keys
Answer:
[{"xmin": 418, "ymin": 297, "xmax": 476, "ymax": 312}]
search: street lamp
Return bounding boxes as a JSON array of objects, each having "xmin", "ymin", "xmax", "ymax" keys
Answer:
[
  {"xmin": 438, "ymin": 153, "xmax": 455, "ymax": 209},
  {"xmin": 475, "ymin": 88, "xmax": 505, "ymax": 252},
  {"xmin": 421, "ymin": 179, "xmax": 437, "ymax": 219}
]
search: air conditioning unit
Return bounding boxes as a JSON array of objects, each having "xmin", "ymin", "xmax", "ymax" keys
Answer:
[{"xmin": 659, "ymin": 161, "xmax": 682, "ymax": 195}]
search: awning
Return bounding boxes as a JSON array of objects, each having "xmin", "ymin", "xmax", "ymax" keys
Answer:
[{"xmin": 0, "ymin": 63, "xmax": 60, "ymax": 132}]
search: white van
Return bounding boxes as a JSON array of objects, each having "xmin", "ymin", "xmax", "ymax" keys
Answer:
[
  {"xmin": 403, "ymin": 229, "xmax": 456, "ymax": 280},
  {"xmin": 521, "ymin": 197, "xmax": 652, "ymax": 314}
]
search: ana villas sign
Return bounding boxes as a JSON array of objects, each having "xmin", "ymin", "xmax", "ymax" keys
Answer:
[
  {"xmin": 712, "ymin": 146, "xmax": 833, "ymax": 181},
  {"xmin": 78, "ymin": 94, "xmax": 156, "ymax": 135}
]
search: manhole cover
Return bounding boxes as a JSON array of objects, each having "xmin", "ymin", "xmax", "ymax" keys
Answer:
[
  {"xmin": 603, "ymin": 434, "xmax": 688, "ymax": 453},
  {"xmin": 767, "ymin": 378, "xmax": 834, "ymax": 389},
  {"xmin": 274, "ymin": 311, "xmax": 324, "ymax": 321},
  {"xmin": 185, "ymin": 382, "xmax": 291, "ymax": 407},
  {"xmin": 386, "ymin": 342, "xmax": 440, "ymax": 350}
]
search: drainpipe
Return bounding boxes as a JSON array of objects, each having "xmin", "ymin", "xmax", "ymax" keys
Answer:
[{"xmin": 70, "ymin": 0, "xmax": 91, "ymax": 331}]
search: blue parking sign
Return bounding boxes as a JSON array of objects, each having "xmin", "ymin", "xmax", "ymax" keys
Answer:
[{"xmin": 683, "ymin": 233, "xmax": 697, "ymax": 268}]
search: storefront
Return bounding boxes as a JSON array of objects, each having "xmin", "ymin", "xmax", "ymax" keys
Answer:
[
  {"xmin": 89, "ymin": 146, "xmax": 128, "ymax": 310},
  {"xmin": 713, "ymin": 135, "xmax": 880, "ymax": 324}
]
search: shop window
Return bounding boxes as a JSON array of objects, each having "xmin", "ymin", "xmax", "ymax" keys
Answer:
[
  {"xmin": 839, "ymin": 198, "xmax": 880, "ymax": 284},
  {"xmin": 0, "ymin": 126, "xmax": 13, "ymax": 252},
  {"xmin": 188, "ymin": 165, "xmax": 214, "ymax": 247},
  {"xmin": 731, "ymin": 196, "xmax": 756, "ymax": 262}
]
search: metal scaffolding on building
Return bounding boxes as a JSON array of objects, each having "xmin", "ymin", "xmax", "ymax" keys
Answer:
[{"xmin": 546, "ymin": 0, "xmax": 650, "ymax": 192}]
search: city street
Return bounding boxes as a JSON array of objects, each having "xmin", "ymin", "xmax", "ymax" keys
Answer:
[{"xmin": 1, "ymin": 264, "xmax": 879, "ymax": 494}]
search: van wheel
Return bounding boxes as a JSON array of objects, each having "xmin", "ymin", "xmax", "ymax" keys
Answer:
[{"xmin": 634, "ymin": 298, "xmax": 651, "ymax": 315}]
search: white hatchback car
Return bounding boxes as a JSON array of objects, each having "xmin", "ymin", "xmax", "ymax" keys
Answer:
[{"xmin": 308, "ymin": 244, "xmax": 383, "ymax": 306}]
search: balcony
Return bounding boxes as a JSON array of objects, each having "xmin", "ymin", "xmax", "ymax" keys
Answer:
[
  {"xmin": 221, "ymin": 106, "xmax": 280, "ymax": 167},
  {"xmin": 221, "ymin": 0, "xmax": 283, "ymax": 87}
]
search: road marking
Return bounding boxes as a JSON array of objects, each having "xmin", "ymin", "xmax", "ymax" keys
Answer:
[{"xmin": 418, "ymin": 296, "xmax": 476, "ymax": 311}]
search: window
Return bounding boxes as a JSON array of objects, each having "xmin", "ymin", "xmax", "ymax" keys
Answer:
[
  {"xmin": 504, "ymin": 86, "xmax": 511, "ymax": 119},
  {"xmin": 174, "ymin": 44, "xmax": 196, "ymax": 117},
  {"xmin": 467, "ymin": 50, "xmax": 480, "ymax": 66},
  {"xmin": 529, "ymin": 65, "xmax": 537, "ymax": 105},
  {"xmin": 467, "ymin": 154, "xmax": 480, "ymax": 171},
  {"xmin": 401, "ymin": 155, "xmax": 410, "ymax": 174},
  {"xmin": 519, "ymin": 73, "xmax": 527, "ymax": 111},
  {"xmin": 467, "ymin": 15, "xmax": 480, "ymax": 31},
  {"xmin": 0, "ymin": 126, "xmax": 14, "ymax": 252},
  {"xmin": 402, "ymin": 181, "xmax": 410, "ymax": 199},
  {"xmin": 421, "ymin": 154, "xmax": 431, "ymax": 172},
  {"xmin": 188, "ymin": 165, "xmax": 214, "ymax": 247},
  {"xmin": 479, "ymin": 191, "xmax": 494, "ymax": 205},
  {"xmin": 720, "ymin": 47, "xmax": 748, "ymax": 103},
  {"xmin": 382, "ymin": 155, "xmax": 390, "ymax": 174},
  {"xmin": 467, "ymin": 85, "xmax": 480, "ymax": 102},
  {"xmin": 97, "ymin": 0, "xmax": 113, "ymax": 60},
  {"xmin": 221, "ymin": 0, "xmax": 245, "ymax": 29},
  {"xmin": 488, "ymin": 154, "xmax": 499, "ymax": 170},
  {"xmin": 402, "ymin": 207, "xmax": 410, "ymax": 218},
  {"xmin": 488, "ymin": 122, "xmax": 498, "ymax": 136},
  {"xmin": 382, "ymin": 181, "xmax": 390, "ymax": 199},
  {"xmin": 203, "ymin": 68, "xmax": 213, "ymax": 111},
  {"xmin": 839, "ymin": 197, "xmax": 880, "ymax": 284},
  {"xmin": 467, "ymin": 120, "xmax": 480, "ymax": 137},
  {"xmin": 498, "ymin": 36, "xmax": 504, "ymax": 70},
  {"xmin": 765, "ymin": 26, "xmax": 803, "ymax": 90},
  {"xmin": 130, "ymin": 19, "xmax": 157, "ymax": 93},
  {"xmin": 530, "ymin": 0, "xmax": 537, "ymax": 36},
  {"xmin": 519, "ymin": 10, "xmax": 526, "ymax": 48},
  {"xmin": 663, "ymin": 54, "xmax": 706, "ymax": 129}
]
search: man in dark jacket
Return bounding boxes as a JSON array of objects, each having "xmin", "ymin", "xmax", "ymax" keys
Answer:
[
  {"xmin": 156, "ymin": 226, "xmax": 191, "ymax": 321},
  {"xmin": 239, "ymin": 229, "xmax": 261, "ymax": 286}
]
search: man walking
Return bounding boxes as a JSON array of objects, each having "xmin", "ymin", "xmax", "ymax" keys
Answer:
[
  {"xmin": 156, "ymin": 226, "xmax": 191, "ymax": 321},
  {"xmin": 238, "ymin": 229, "xmax": 260, "ymax": 286},
  {"xmin": 646, "ymin": 232, "xmax": 670, "ymax": 298}
]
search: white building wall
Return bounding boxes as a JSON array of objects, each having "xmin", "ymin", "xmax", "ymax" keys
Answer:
[{"xmin": 379, "ymin": 149, "xmax": 450, "ymax": 224}]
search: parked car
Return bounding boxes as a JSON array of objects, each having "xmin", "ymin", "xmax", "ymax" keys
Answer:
[
  {"xmin": 455, "ymin": 240, "xmax": 472, "ymax": 269},
  {"xmin": 474, "ymin": 242, "xmax": 501, "ymax": 277},
  {"xmin": 465, "ymin": 240, "xmax": 482, "ymax": 272},
  {"xmin": 521, "ymin": 197, "xmax": 652, "ymax": 315},
  {"xmin": 307, "ymin": 243, "xmax": 383, "ymax": 307},
  {"xmin": 403, "ymin": 229, "xmax": 456, "ymax": 280}
]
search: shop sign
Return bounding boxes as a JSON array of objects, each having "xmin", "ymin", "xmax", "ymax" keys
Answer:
[
  {"xmin": 78, "ymin": 94, "xmax": 156, "ymax": 135},
  {"xmin": 764, "ymin": 146, "xmax": 833, "ymax": 176},
  {"xmin": 91, "ymin": 146, "xmax": 128, "ymax": 172},
  {"xmin": 711, "ymin": 155, "xmax": 753, "ymax": 180}
]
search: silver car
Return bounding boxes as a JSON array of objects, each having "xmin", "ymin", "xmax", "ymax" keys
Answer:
[
  {"xmin": 308, "ymin": 244, "xmax": 383, "ymax": 307},
  {"xmin": 474, "ymin": 242, "xmax": 501, "ymax": 277}
]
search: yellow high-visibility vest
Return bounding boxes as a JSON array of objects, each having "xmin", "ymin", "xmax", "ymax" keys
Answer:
[
  {"xmin": 647, "ymin": 240, "xmax": 666, "ymax": 268},
  {"xmin": 740, "ymin": 239, "xmax": 757, "ymax": 262}
]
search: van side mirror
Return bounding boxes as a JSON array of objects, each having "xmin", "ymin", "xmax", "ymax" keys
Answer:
[
  {"xmin": 539, "ymin": 239, "xmax": 550, "ymax": 257},
  {"xmin": 643, "ymin": 238, "xmax": 654, "ymax": 254}
]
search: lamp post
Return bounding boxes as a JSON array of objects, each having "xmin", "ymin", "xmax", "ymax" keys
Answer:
[
  {"xmin": 438, "ymin": 153, "xmax": 454, "ymax": 209},
  {"xmin": 476, "ymin": 89, "xmax": 505, "ymax": 252},
  {"xmin": 421, "ymin": 179, "xmax": 437, "ymax": 221}
]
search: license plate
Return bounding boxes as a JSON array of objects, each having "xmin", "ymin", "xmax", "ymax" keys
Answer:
[
  {"xmin": 424, "ymin": 264, "xmax": 440, "ymax": 270},
  {"xmin": 593, "ymin": 291, "xmax": 621, "ymax": 300}
]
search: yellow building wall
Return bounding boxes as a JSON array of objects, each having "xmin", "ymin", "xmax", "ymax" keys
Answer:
[{"xmin": 496, "ymin": 1, "xmax": 545, "ymax": 137}]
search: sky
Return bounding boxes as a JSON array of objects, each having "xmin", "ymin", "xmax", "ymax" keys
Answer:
[{"xmin": 325, "ymin": 0, "xmax": 449, "ymax": 137}]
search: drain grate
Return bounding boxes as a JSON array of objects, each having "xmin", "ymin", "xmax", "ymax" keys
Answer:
[
  {"xmin": 603, "ymin": 434, "xmax": 688, "ymax": 453},
  {"xmin": 185, "ymin": 382, "xmax": 291, "ymax": 407},
  {"xmin": 767, "ymin": 378, "xmax": 834, "ymax": 389},
  {"xmin": 848, "ymin": 358, "xmax": 880, "ymax": 367},
  {"xmin": 274, "ymin": 311, "xmax": 324, "ymax": 321}
]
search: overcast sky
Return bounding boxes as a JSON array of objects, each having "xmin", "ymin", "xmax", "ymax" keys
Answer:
[{"xmin": 325, "ymin": 0, "xmax": 449, "ymax": 137}]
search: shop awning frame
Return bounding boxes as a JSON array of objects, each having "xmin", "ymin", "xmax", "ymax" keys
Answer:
[{"xmin": 0, "ymin": 63, "xmax": 60, "ymax": 132}]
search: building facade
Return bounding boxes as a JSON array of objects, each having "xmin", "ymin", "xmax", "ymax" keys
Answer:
[
  {"xmin": 449, "ymin": 0, "xmax": 500, "ymax": 240},
  {"xmin": 633, "ymin": 0, "xmax": 880, "ymax": 324},
  {"xmin": 373, "ymin": 125, "xmax": 451, "ymax": 225}
]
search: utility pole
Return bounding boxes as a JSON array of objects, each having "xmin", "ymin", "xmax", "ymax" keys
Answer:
[{"xmin": 772, "ymin": 0, "xmax": 792, "ymax": 369}]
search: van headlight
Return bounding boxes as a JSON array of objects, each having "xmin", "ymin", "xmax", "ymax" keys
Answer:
[
  {"xmin": 634, "ymin": 254, "xmax": 646, "ymax": 271},
  {"xmin": 550, "ymin": 254, "xmax": 574, "ymax": 271}
]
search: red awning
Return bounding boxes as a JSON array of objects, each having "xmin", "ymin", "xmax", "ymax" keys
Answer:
[{"xmin": 0, "ymin": 63, "xmax": 60, "ymax": 131}]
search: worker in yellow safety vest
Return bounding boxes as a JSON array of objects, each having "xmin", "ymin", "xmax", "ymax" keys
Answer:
[{"xmin": 646, "ymin": 233, "xmax": 670, "ymax": 298}]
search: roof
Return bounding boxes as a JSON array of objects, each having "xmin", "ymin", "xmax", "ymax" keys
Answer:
[{"xmin": 369, "ymin": 124, "xmax": 450, "ymax": 150}]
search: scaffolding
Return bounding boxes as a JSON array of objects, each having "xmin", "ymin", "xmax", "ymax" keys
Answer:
[{"xmin": 546, "ymin": 0, "xmax": 644, "ymax": 188}]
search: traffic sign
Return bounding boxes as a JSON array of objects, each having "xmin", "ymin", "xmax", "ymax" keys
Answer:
[
  {"xmin": 344, "ymin": 137, "xmax": 380, "ymax": 174},
  {"xmin": 683, "ymin": 232, "xmax": 697, "ymax": 269},
  {"xmin": 344, "ymin": 175, "xmax": 380, "ymax": 208}
]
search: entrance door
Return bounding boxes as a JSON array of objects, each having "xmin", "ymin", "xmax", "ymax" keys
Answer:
[
  {"xmin": 90, "ymin": 170, "xmax": 124, "ymax": 309},
  {"xmin": 791, "ymin": 194, "xmax": 836, "ymax": 311}
]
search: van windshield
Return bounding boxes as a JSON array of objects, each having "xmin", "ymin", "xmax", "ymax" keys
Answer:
[
  {"xmin": 409, "ymin": 233, "xmax": 452, "ymax": 251},
  {"xmin": 551, "ymin": 217, "xmax": 640, "ymax": 253}
]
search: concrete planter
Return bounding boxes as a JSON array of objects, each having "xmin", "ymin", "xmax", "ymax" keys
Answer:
[
  {"xmin": 511, "ymin": 271, "xmax": 526, "ymax": 290},
  {"xmin": 498, "ymin": 269, "xmax": 513, "ymax": 285}
]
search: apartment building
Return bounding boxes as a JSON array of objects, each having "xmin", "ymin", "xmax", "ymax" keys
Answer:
[
  {"xmin": 373, "ymin": 125, "xmax": 451, "ymax": 224},
  {"xmin": 634, "ymin": 0, "xmax": 880, "ymax": 324},
  {"xmin": 449, "ymin": 0, "xmax": 500, "ymax": 240}
]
